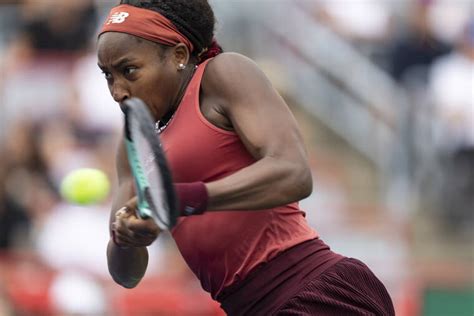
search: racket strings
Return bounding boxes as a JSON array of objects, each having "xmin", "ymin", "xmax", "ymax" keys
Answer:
[
  {"xmin": 125, "ymin": 98, "xmax": 177, "ymax": 230},
  {"xmin": 132, "ymin": 120, "xmax": 170, "ymax": 227}
]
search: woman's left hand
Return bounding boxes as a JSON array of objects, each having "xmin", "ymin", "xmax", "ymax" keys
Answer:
[{"xmin": 111, "ymin": 197, "xmax": 161, "ymax": 248}]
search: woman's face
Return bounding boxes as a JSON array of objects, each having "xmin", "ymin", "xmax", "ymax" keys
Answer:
[{"xmin": 97, "ymin": 32, "xmax": 179, "ymax": 120}]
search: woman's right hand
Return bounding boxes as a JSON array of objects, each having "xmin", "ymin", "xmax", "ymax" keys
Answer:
[{"xmin": 111, "ymin": 197, "xmax": 161, "ymax": 248}]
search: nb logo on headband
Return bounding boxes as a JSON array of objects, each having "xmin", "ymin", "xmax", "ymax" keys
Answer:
[{"xmin": 106, "ymin": 12, "xmax": 129, "ymax": 25}]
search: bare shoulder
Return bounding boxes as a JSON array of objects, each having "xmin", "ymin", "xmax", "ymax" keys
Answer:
[
  {"xmin": 206, "ymin": 52, "xmax": 262, "ymax": 76},
  {"xmin": 202, "ymin": 52, "xmax": 273, "ymax": 100}
]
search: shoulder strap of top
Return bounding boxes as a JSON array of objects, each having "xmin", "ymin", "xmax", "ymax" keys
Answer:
[{"xmin": 190, "ymin": 57, "xmax": 213, "ymax": 87}]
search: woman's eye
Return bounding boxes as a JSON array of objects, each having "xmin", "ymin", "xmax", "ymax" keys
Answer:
[
  {"xmin": 124, "ymin": 67, "xmax": 137, "ymax": 76},
  {"xmin": 102, "ymin": 71, "xmax": 112, "ymax": 80}
]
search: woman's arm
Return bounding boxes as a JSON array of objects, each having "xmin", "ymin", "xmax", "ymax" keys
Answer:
[
  {"xmin": 202, "ymin": 53, "xmax": 313, "ymax": 211},
  {"xmin": 107, "ymin": 139, "xmax": 160, "ymax": 288}
]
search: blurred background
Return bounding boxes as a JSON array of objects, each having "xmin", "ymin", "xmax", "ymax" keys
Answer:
[{"xmin": 0, "ymin": 0, "xmax": 472, "ymax": 315}]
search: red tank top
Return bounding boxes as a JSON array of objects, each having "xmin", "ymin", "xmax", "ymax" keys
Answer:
[{"xmin": 160, "ymin": 58, "xmax": 317, "ymax": 298}]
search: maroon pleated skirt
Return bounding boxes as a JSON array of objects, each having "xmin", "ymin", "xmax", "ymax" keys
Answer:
[{"xmin": 217, "ymin": 238, "xmax": 394, "ymax": 316}]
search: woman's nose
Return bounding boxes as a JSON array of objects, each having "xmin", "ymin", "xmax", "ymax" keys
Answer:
[{"xmin": 112, "ymin": 83, "xmax": 130, "ymax": 103}]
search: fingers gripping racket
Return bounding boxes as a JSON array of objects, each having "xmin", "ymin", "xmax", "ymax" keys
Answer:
[{"xmin": 123, "ymin": 98, "xmax": 178, "ymax": 230}]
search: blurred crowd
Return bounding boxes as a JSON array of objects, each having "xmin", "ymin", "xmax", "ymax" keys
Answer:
[
  {"xmin": 309, "ymin": 0, "xmax": 473, "ymax": 235},
  {"xmin": 0, "ymin": 1, "xmax": 223, "ymax": 315},
  {"xmin": 0, "ymin": 0, "xmax": 472, "ymax": 315}
]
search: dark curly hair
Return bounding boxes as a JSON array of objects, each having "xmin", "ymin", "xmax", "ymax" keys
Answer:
[{"xmin": 119, "ymin": 0, "xmax": 222, "ymax": 61}]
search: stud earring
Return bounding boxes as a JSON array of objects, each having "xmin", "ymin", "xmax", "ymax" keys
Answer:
[{"xmin": 178, "ymin": 63, "xmax": 186, "ymax": 70}]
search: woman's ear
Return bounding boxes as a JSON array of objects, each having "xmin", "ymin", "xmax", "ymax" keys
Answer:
[{"xmin": 173, "ymin": 43, "xmax": 190, "ymax": 69}]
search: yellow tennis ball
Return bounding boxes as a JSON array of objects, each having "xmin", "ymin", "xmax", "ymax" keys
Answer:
[{"xmin": 60, "ymin": 168, "xmax": 110, "ymax": 205}]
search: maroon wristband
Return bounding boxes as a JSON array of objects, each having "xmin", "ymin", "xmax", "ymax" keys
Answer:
[{"xmin": 174, "ymin": 182, "xmax": 209, "ymax": 216}]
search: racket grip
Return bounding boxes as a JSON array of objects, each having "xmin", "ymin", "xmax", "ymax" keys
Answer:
[{"xmin": 175, "ymin": 182, "xmax": 208, "ymax": 216}]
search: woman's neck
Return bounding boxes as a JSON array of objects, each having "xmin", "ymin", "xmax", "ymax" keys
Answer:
[{"xmin": 157, "ymin": 63, "xmax": 197, "ymax": 131}]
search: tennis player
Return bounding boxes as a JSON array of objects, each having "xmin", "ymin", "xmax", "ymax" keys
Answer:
[{"xmin": 99, "ymin": 0, "xmax": 395, "ymax": 315}]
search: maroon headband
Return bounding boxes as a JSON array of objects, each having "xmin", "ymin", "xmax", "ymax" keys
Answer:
[{"xmin": 99, "ymin": 4, "xmax": 194, "ymax": 53}]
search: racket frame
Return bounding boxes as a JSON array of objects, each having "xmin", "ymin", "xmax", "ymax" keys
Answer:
[{"xmin": 123, "ymin": 98, "xmax": 178, "ymax": 230}]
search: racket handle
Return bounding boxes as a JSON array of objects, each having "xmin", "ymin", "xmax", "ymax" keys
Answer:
[{"xmin": 175, "ymin": 182, "xmax": 208, "ymax": 216}]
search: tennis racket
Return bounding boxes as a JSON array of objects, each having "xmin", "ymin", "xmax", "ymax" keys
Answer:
[{"xmin": 123, "ymin": 97, "xmax": 178, "ymax": 230}]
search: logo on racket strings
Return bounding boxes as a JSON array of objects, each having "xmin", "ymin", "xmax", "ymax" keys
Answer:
[{"xmin": 106, "ymin": 12, "xmax": 129, "ymax": 25}]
